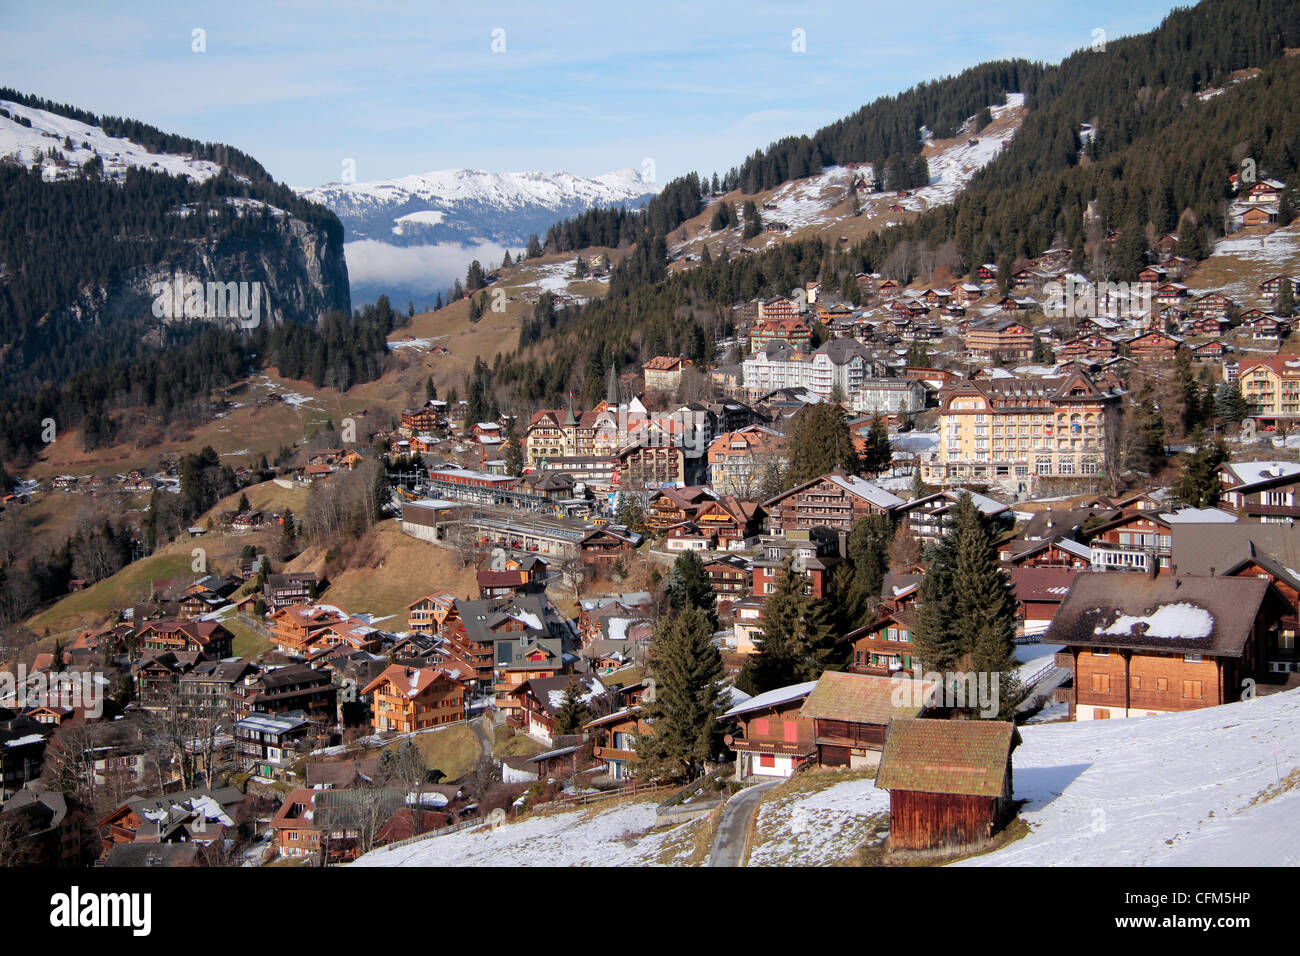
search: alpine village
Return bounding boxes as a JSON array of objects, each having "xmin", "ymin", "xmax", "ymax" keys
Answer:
[{"xmin": 4, "ymin": 0, "xmax": 1300, "ymax": 876}]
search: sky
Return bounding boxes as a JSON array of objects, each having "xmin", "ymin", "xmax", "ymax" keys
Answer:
[{"xmin": 2, "ymin": 0, "xmax": 1188, "ymax": 190}]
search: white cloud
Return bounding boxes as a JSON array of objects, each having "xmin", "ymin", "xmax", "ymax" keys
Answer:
[{"xmin": 344, "ymin": 239, "xmax": 509, "ymax": 291}]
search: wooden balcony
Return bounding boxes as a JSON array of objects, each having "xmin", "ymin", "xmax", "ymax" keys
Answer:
[{"xmin": 593, "ymin": 745, "xmax": 636, "ymax": 763}]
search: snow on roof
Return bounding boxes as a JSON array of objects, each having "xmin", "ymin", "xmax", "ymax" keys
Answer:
[
  {"xmin": 1159, "ymin": 507, "xmax": 1238, "ymax": 524},
  {"xmin": 724, "ymin": 679, "xmax": 819, "ymax": 717},
  {"xmin": 1227, "ymin": 460, "xmax": 1300, "ymax": 487},
  {"xmin": 826, "ymin": 474, "xmax": 905, "ymax": 509},
  {"xmin": 1095, "ymin": 603, "xmax": 1213, "ymax": 640}
]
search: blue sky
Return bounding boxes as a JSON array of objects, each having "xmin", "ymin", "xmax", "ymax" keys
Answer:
[{"xmin": 3, "ymin": 0, "xmax": 1185, "ymax": 188}]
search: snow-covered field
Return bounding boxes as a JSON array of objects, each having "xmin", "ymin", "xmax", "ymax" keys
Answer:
[
  {"xmin": 959, "ymin": 688, "xmax": 1300, "ymax": 866},
  {"xmin": 351, "ymin": 797, "xmax": 696, "ymax": 867},
  {"xmin": 1202, "ymin": 225, "xmax": 1300, "ymax": 300},
  {"xmin": 897, "ymin": 92, "xmax": 1025, "ymax": 212},
  {"xmin": 0, "ymin": 99, "xmax": 225, "ymax": 183},
  {"xmin": 748, "ymin": 774, "xmax": 890, "ymax": 866}
]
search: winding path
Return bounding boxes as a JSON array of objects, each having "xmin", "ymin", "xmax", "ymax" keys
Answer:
[{"xmin": 707, "ymin": 781, "xmax": 777, "ymax": 867}]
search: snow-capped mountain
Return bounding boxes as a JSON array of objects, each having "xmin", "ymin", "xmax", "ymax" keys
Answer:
[
  {"xmin": 300, "ymin": 166, "xmax": 660, "ymax": 248},
  {"xmin": 299, "ymin": 166, "xmax": 659, "ymax": 305}
]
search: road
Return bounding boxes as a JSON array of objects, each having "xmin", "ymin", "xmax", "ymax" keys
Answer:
[
  {"xmin": 470, "ymin": 715, "xmax": 494, "ymax": 761},
  {"xmin": 707, "ymin": 781, "xmax": 777, "ymax": 867}
]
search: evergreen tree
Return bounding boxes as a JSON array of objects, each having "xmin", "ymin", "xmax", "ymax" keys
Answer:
[
  {"xmin": 1173, "ymin": 431, "xmax": 1229, "ymax": 508},
  {"xmin": 503, "ymin": 417, "xmax": 525, "ymax": 476},
  {"xmin": 741, "ymin": 200, "xmax": 762, "ymax": 240},
  {"xmin": 614, "ymin": 491, "xmax": 647, "ymax": 534},
  {"xmin": 1213, "ymin": 380, "xmax": 1248, "ymax": 426},
  {"xmin": 949, "ymin": 493, "xmax": 1018, "ymax": 692},
  {"xmin": 1127, "ymin": 399, "xmax": 1167, "ymax": 475},
  {"xmin": 554, "ymin": 681, "xmax": 591, "ymax": 736},
  {"xmin": 525, "ymin": 234, "xmax": 543, "ymax": 259},
  {"xmin": 847, "ymin": 513, "xmax": 892, "ymax": 619},
  {"xmin": 1276, "ymin": 279, "xmax": 1296, "ymax": 318},
  {"xmin": 237, "ymin": 492, "xmax": 250, "ymax": 512},
  {"xmin": 860, "ymin": 414, "xmax": 893, "ymax": 475},
  {"xmin": 633, "ymin": 605, "xmax": 729, "ymax": 782},
  {"xmin": 737, "ymin": 557, "xmax": 810, "ymax": 695},
  {"xmin": 664, "ymin": 549, "xmax": 717, "ymax": 627},
  {"xmin": 913, "ymin": 532, "xmax": 961, "ymax": 672},
  {"xmin": 781, "ymin": 403, "xmax": 860, "ymax": 486}
]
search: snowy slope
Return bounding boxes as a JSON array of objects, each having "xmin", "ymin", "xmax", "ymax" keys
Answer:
[
  {"xmin": 0, "ymin": 99, "xmax": 224, "ymax": 183},
  {"xmin": 897, "ymin": 92, "xmax": 1025, "ymax": 211},
  {"xmin": 748, "ymin": 775, "xmax": 889, "ymax": 866},
  {"xmin": 351, "ymin": 689, "xmax": 1300, "ymax": 867},
  {"xmin": 959, "ymin": 687, "xmax": 1300, "ymax": 866},
  {"xmin": 350, "ymin": 797, "xmax": 693, "ymax": 867}
]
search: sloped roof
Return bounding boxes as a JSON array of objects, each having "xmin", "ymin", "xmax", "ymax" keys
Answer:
[
  {"xmin": 723, "ymin": 680, "xmax": 818, "ymax": 718},
  {"xmin": 1043, "ymin": 572, "xmax": 1269, "ymax": 657},
  {"xmin": 875, "ymin": 718, "xmax": 1020, "ymax": 797},
  {"xmin": 799, "ymin": 671, "xmax": 934, "ymax": 724}
]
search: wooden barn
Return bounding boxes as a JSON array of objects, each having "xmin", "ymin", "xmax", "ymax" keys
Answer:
[{"xmin": 874, "ymin": 718, "xmax": 1020, "ymax": 853}]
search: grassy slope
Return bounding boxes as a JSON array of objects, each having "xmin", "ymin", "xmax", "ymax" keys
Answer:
[
  {"xmin": 23, "ymin": 481, "xmax": 299, "ymax": 638},
  {"xmin": 288, "ymin": 520, "xmax": 481, "ymax": 624}
]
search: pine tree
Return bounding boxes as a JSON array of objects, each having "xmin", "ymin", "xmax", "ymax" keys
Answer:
[
  {"xmin": 504, "ymin": 417, "xmax": 525, "ymax": 476},
  {"xmin": 554, "ymin": 681, "xmax": 591, "ymax": 736},
  {"xmin": 614, "ymin": 491, "xmax": 647, "ymax": 534},
  {"xmin": 847, "ymin": 513, "xmax": 892, "ymax": 618},
  {"xmin": 664, "ymin": 549, "xmax": 717, "ymax": 627},
  {"xmin": 949, "ymin": 494, "xmax": 1018, "ymax": 690},
  {"xmin": 633, "ymin": 605, "xmax": 728, "ymax": 782},
  {"xmin": 1173, "ymin": 431, "xmax": 1229, "ymax": 507},
  {"xmin": 860, "ymin": 414, "xmax": 893, "ymax": 475},
  {"xmin": 737, "ymin": 557, "xmax": 810, "ymax": 695},
  {"xmin": 1213, "ymin": 381, "xmax": 1247, "ymax": 425},
  {"xmin": 1127, "ymin": 400, "xmax": 1167, "ymax": 475},
  {"xmin": 525, "ymin": 234, "xmax": 543, "ymax": 259},
  {"xmin": 913, "ymin": 532, "xmax": 961, "ymax": 672},
  {"xmin": 781, "ymin": 403, "xmax": 860, "ymax": 486},
  {"xmin": 1276, "ymin": 279, "xmax": 1296, "ymax": 318}
]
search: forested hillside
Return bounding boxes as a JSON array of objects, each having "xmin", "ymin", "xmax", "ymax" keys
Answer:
[{"xmin": 486, "ymin": 0, "xmax": 1300, "ymax": 411}]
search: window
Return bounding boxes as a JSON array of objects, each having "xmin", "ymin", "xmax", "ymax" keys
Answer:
[
  {"xmin": 1183, "ymin": 653, "xmax": 1202, "ymax": 663},
  {"xmin": 753, "ymin": 718, "xmax": 769, "ymax": 736},
  {"xmin": 1182, "ymin": 680, "xmax": 1203, "ymax": 699},
  {"xmin": 1131, "ymin": 676, "xmax": 1143, "ymax": 690},
  {"xmin": 784, "ymin": 721, "xmax": 799, "ymax": 743},
  {"xmin": 1090, "ymin": 673, "xmax": 1111, "ymax": 693},
  {"xmin": 759, "ymin": 754, "xmax": 776, "ymax": 768}
]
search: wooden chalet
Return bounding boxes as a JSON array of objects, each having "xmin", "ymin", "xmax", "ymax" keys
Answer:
[
  {"xmin": 762, "ymin": 472, "xmax": 903, "ymax": 534},
  {"xmin": 875, "ymin": 719, "xmax": 1020, "ymax": 854},
  {"xmin": 585, "ymin": 682, "xmax": 653, "ymax": 781},
  {"xmin": 799, "ymin": 671, "xmax": 936, "ymax": 769},
  {"xmin": 362, "ymin": 665, "xmax": 466, "ymax": 733},
  {"xmin": 1045, "ymin": 571, "xmax": 1289, "ymax": 719},
  {"xmin": 722, "ymin": 680, "xmax": 818, "ymax": 779}
]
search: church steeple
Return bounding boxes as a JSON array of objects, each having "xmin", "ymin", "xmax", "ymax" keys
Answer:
[{"xmin": 605, "ymin": 358, "xmax": 619, "ymax": 406}]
